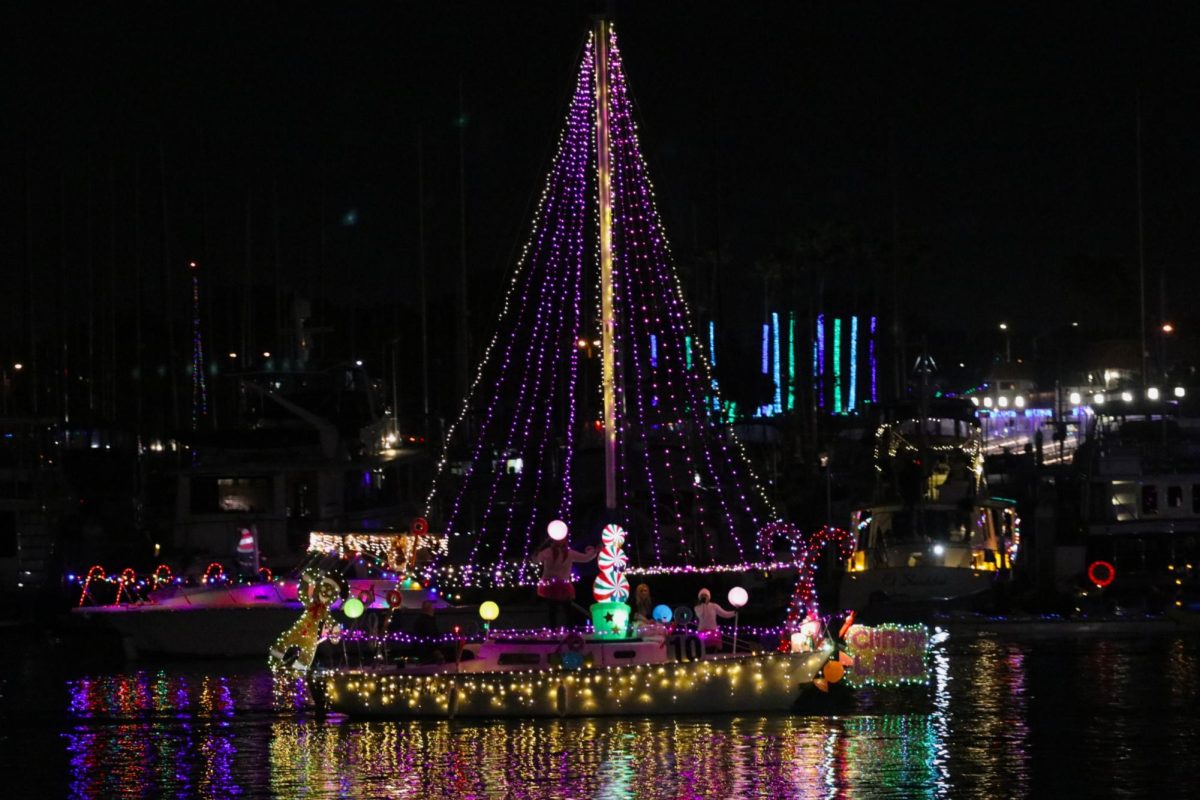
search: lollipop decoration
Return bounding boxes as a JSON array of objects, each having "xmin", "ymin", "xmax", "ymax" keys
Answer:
[{"xmin": 591, "ymin": 523, "xmax": 632, "ymax": 639}]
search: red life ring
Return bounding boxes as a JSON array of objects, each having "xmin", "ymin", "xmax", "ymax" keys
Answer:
[
  {"xmin": 1087, "ymin": 560, "xmax": 1116, "ymax": 588},
  {"xmin": 411, "ymin": 517, "xmax": 429, "ymax": 535},
  {"xmin": 386, "ymin": 589, "xmax": 404, "ymax": 609}
]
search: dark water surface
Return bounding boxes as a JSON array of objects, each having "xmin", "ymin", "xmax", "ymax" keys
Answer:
[{"xmin": 2, "ymin": 634, "xmax": 1198, "ymax": 798}]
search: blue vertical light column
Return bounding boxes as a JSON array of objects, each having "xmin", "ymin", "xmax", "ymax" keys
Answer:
[
  {"xmin": 772, "ymin": 312, "xmax": 782, "ymax": 414},
  {"xmin": 761, "ymin": 323, "xmax": 770, "ymax": 375},
  {"xmin": 709, "ymin": 320, "xmax": 720, "ymax": 412},
  {"xmin": 650, "ymin": 334, "xmax": 658, "ymax": 367},
  {"xmin": 848, "ymin": 315, "xmax": 858, "ymax": 412},
  {"xmin": 833, "ymin": 318, "xmax": 843, "ymax": 414},
  {"xmin": 869, "ymin": 315, "xmax": 878, "ymax": 403},
  {"xmin": 816, "ymin": 314, "xmax": 826, "ymax": 410}
]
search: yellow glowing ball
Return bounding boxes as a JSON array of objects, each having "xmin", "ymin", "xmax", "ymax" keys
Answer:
[
  {"xmin": 479, "ymin": 600, "xmax": 500, "ymax": 622},
  {"xmin": 343, "ymin": 597, "xmax": 365, "ymax": 619},
  {"xmin": 823, "ymin": 660, "xmax": 845, "ymax": 684}
]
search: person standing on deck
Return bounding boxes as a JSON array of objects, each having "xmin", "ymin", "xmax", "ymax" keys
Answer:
[
  {"xmin": 535, "ymin": 537, "xmax": 596, "ymax": 628},
  {"xmin": 694, "ymin": 587, "xmax": 736, "ymax": 649}
]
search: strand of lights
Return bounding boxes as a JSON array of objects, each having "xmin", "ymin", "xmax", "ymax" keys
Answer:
[
  {"xmin": 832, "ymin": 318, "xmax": 842, "ymax": 414},
  {"xmin": 607, "ymin": 29, "xmax": 770, "ymax": 563},
  {"xmin": 709, "ymin": 320, "xmax": 719, "ymax": 412},
  {"xmin": 337, "ymin": 624, "xmax": 805, "ymax": 646},
  {"xmin": 787, "ymin": 311, "xmax": 796, "ymax": 412},
  {"xmin": 772, "ymin": 312, "xmax": 782, "ymax": 414},
  {"xmin": 77, "ymin": 566, "xmax": 105, "ymax": 606},
  {"xmin": 816, "ymin": 314, "xmax": 825, "ymax": 410},
  {"xmin": 848, "ymin": 315, "xmax": 858, "ymax": 413},
  {"xmin": 869, "ymin": 315, "xmax": 878, "ymax": 403},
  {"xmin": 422, "ymin": 26, "xmax": 775, "ymax": 585},
  {"xmin": 761, "ymin": 323, "xmax": 769, "ymax": 375},
  {"xmin": 607, "ymin": 44, "xmax": 681, "ymax": 562},
  {"xmin": 189, "ymin": 261, "xmax": 209, "ymax": 428},
  {"xmin": 783, "ymin": 526, "xmax": 855, "ymax": 632},
  {"xmin": 325, "ymin": 650, "xmax": 829, "ymax": 717},
  {"xmin": 427, "ymin": 36, "xmax": 597, "ymax": 580}
]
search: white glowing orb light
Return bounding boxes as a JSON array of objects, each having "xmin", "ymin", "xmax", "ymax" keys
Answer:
[
  {"xmin": 933, "ymin": 544, "xmax": 946, "ymax": 556},
  {"xmin": 1176, "ymin": 387, "xmax": 1187, "ymax": 399},
  {"xmin": 727, "ymin": 586, "xmax": 749, "ymax": 609},
  {"xmin": 1121, "ymin": 391, "xmax": 1133, "ymax": 402},
  {"xmin": 547, "ymin": 520, "xmax": 568, "ymax": 541},
  {"xmin": 983, "ymin": 397, "xmax": 994, "ymax": 409},
  {"xmin": 1014, "ymin": 395, "xmax": 1026, "ymax": 408},
  {"xmin": 1147, "ymin": 387, "xmax": 1160, "ymax": 401},
  {"xmin": 1070, "ymin": 392, "xmax": 1082, "ymax": 405}
]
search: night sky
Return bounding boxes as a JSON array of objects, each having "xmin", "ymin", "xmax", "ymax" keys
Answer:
[{"xmin": 4, "ymin": 2, "xmax": 1199, "ymax": 393}]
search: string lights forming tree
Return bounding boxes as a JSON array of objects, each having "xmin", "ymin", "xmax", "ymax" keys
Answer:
[{"xmin": 426, "ymin": 28, "xmax": 777, "ymax": 587}]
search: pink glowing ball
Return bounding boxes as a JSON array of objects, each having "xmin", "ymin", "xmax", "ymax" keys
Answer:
[{"xmin": 547, "ymin": 520, "xmax": 569, "ymax": 541}]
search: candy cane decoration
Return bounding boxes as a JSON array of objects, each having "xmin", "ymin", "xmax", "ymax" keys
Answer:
[
  {"xmin": 77, "ymin": 565, "xmax": 105, "ymax": 607},
  {"xmin": 113, "ymin": 567, "xmax": 138, "ymax": 605},
  {"xmin": 152, "ymin": 564, "xmax": 173, "ymax": 590},
  {"xmin": 202, "ymin": 562, "xmax": 226, "ymax": 585},
  {"xmin": 782, "ymin": 525, "xmax": 855, "ymax": 632}
]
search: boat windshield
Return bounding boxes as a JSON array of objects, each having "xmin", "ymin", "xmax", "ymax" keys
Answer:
[{"xmin": 862, "ymin": 508, "xmax": 998, "ymax": 550}]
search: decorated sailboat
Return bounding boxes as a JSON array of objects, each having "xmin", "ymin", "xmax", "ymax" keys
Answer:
[{"xmin": 278, "ymin": 20, "xmax": 930, "ymax": 717}]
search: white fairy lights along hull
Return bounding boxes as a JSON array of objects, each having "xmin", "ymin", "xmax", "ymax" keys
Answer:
[{"xmin": 319, "ymin": 650, "xmax": 832, "ymax": 718}]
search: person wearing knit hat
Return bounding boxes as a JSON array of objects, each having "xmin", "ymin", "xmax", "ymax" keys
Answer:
[{"xmin": 694, "ymin": 588, "xmax": 736, "ymax": 649}]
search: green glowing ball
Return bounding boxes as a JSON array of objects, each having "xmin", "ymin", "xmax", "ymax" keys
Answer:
[{"xmin": 343, "ymin": 597, "xmax": 365, "ymax": 619}]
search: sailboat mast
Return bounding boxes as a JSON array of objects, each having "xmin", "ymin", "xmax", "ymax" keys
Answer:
[{"xmin": 595, "ymin": 18, "xmax": 618, "ymax": 512}]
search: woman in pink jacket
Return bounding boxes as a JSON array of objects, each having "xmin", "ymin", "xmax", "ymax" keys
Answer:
[{"xmin": 535, "ymin": 538, "xmax": 596, "ymax": 628}]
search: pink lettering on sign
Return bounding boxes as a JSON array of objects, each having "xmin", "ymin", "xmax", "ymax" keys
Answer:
[{"xmin": 844, "ymin": 625, "xmax": 928, "ymax": 684}]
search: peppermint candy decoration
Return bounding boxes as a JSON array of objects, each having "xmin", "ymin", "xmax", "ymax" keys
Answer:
[
  {"xmin": 597, "ymin": 545, "xmax": 627, "ymax": 573},
  {"xmin": 601, "ymin": 523, "xmax": 627, "ymax": 548},
  {"xmin": 593, "ymin": 568, "xmax": 619, "ymax": 602},
  {"xmin": 610, "ymin": 572, "xmax": 630, "ymax": 604}
]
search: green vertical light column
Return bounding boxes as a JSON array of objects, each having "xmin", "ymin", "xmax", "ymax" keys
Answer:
[
  {"xmin": 833, "ymin": 318, "xmax": 843, "ymax": 414},
  {"xmin": 787, "ymin": 312, "xmax": 796, "ymax": 411}
]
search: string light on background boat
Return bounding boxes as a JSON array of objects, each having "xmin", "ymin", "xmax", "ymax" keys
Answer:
[
  {"xmin": 848, "ymin": 315, "xmax": 858, "ymax": 412},
  {"xmin": 189, "ymin": 261, "xmax": 208, "ymax": 428},
  {"xmin": 869, "ymin": 315, "xmax": 878, "ymax": 403},
  {"xmin": 787, "ymin": 311, "xmax": 796, "ymax": 412},
  {"xmin": 772, "ymin": 312, "xmax": 782, "ymax": 414},
  {"xmin": 832, "ymin": 318, "xmax": 843, "ymax": 414},
  {"xmin": 307, "ymin": 531, "xmax": 448, "ymax": 576},
  {"xmin": 816, "ymin": 314, "xmax": 825, "ymax": 410}
]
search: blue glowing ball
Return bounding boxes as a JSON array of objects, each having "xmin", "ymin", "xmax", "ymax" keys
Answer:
[{"xmin": 652, "ymin": 604, "xmax": 673, "ymax": 623}]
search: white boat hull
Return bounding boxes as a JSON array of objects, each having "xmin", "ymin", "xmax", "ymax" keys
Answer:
[{"xmin": 840, "ymin": 566, "xmax": 997, "ymax": 609}]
